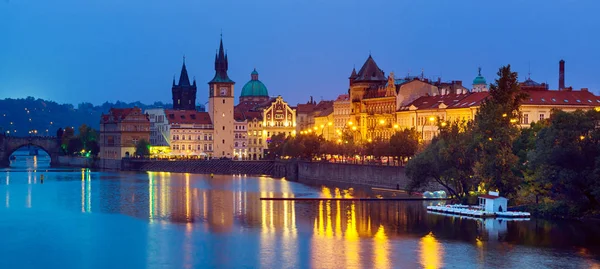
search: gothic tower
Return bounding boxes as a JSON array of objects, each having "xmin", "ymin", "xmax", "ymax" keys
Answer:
[
  {"xmin": 172, "ymin": 57, "xmax": 197, "ymax": 110},
  {"xmin": 208, "ymin": 37, "xmax": 235, "ymax": 158}
]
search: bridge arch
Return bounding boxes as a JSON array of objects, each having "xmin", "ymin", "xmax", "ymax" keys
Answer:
[{"xmin": 0, "ymin": 135, "xmax": 60, "ymax": 167}]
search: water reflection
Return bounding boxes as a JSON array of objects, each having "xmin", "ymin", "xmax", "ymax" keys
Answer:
[{"xmin": 0, "ymin": 166, "xmax": 599, "ymax": 268}]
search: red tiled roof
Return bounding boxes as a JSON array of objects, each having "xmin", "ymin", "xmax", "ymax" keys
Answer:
[
  {"xmin": 522, "ymin": 90, "xmax": 600, "ymax": 106},
  {"xmin": 402, "ymin": 93, "xmax": 472, "ymax": 110},
  {"xmin": 335, "ymin": 94, "xmax": 349, "ymax": 102},
  {"xmin": 448, "ymin": 92, "xmax": 489, "ymax": 108},
  {"xmin": 165, "ymin": 110, "xmax": 212, "ymax": 125},
  {"xmin": 297, "ymin": 103, "xmax": 316, "ymax": 113},
  {"xmin": 101, "ymin": 107, "xmax": 143, "ymax": 123}
]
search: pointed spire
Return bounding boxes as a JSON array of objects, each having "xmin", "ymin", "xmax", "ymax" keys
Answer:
[
  {"xmin": 178, "ymin": 57, "xmax": 191, "ymax": 86},
  {"xmin": 173, "ymin": 75, "xmax": 176, "ymax": 86},
  {"xmin": 350, "ymin": 67, "xmax": 358, "ymax": 78},
  {"xmin": 209, "ymin": 35, "xmax": 234, "ymax": 84}
]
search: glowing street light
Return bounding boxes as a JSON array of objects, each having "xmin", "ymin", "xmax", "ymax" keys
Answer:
[
  {"xmin": 327, "ymin": 122, "xmax": 332, "ymax": 126},
  {"xmin": 348, "ymin": 121, "xmax": 353, "ymax": 126},
  {"xmin": 379, "ymin": 119, "xmax": 385, "ymax": 125},
  {"xmin": 393, "ymin": 124, "xmax": 399, "ymax": 129},
  {"xmin": 351, "ymin": 126, "xmax": 357, "ymax": 131}
]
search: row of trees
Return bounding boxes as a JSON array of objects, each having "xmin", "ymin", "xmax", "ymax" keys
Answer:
[
  {"xmin": 57, "ymin": 124, "xmax": 100, "ymax": 157},
  {"xmin": 406, "ymin": 65, "xmax": 600, "ymax": 217},
  {"xmin": 267, "ymin": 128, "xmax": 420, "ymax": 165}
]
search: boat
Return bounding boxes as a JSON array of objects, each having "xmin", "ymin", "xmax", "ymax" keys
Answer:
[{"xmin": 426, "ymin": 191, "xmax": 531, "ymax": 219}]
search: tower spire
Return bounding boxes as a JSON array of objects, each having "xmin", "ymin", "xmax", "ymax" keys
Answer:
[
  {"xmin": 209, "ymin": 35, "xmax": 234, "ymax": 84},
  {"xmin": 178, "ymin": 57, "xmax": 191, "ymax": 86}
]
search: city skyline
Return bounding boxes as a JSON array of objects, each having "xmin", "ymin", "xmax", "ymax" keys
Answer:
[{"xmin": 1, "ymin": 0, "xmax": 599, "ymax": 106}]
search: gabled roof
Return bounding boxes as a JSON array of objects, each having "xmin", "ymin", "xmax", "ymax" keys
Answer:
[
  {"xmin": 355, "ymin": 55, "xmax": 386, "ymax": 82},
  {"xmin": 165, "ymin": 110, "xmax": 212, "ymax": 125},
  {"xmin": 448, "ymin": 92, "xmax": 489, "ymax": 108},
  {"xmin": 522, "ymin": 89, "xmax": 600, "ymax": 106},
  {"xmin": 335, "ymin": 94, "xmax": 349, "ymax": 102},
  {"xmin": 101, "ymin": 107, "xmax": 144, "ymax": 123}
]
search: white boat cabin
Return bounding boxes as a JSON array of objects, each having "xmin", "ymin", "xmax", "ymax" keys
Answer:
[{"xmin": 478, "ymin": 191, "xmax": 508, "ymax": 212}]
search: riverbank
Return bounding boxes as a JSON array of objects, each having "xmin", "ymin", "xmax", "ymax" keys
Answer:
[{"xmin": 54, "ymin": 157, "xmax": 442, "ymax": 191}]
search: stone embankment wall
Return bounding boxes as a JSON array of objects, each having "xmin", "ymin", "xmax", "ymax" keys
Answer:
[
  {"xmin": 59, "ymin": 157, "xmax": 428, "ymax": 190},
  {"xmin": 56, "ymin": 156, "xmax": 94, "ymax": 168},
  {"xmin": 126, "ymin": 159, "xmax": 275, "ymax": 175},
  {"xmin": 296, "ymin": 161, "xmax": 411, "ymax": 189}
]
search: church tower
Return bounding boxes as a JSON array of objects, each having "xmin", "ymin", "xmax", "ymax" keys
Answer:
[
  {"xmin": 172, "ymin": 57, "xmax": 197, "ymax": 110},
  {"xmin": 208, "ymin": 37, "xmax": 235, "ymax": 158}
]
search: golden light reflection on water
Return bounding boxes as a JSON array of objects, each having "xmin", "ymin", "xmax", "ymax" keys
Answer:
[
  {"xmin": 420, "ymin": 232, "xmax": 444, "ymax": 269},
  {"xmin": 373, "ymin": 225, "xmax": 390, "ymax": 269}
]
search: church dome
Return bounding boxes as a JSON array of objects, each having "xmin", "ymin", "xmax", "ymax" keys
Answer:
[
  {"xmin": 241, "ymin": 69, "xmax": 269, "ymax": 97},
  {"xmin": 473, "ymin": 67, "xmax": 487, "ymax": 85}
]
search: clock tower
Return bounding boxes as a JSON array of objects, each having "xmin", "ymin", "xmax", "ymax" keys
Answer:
[{"xmin": 208, "ymin": 37, "xmax": 235, "ymax": 158}]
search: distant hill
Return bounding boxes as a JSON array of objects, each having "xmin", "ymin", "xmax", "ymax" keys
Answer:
[{"xmin": 0, "ymin": 97, "xmax": 188, "ymax": 136}]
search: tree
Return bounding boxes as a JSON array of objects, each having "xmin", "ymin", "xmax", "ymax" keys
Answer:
[
  {"xmin": 61, "ymin": 127, "xmax": 75, "ymax": 153},
  {"xmin": 135, "ymin": 139, "xmax": 151, "ymax": 157},
  {"xmin": 472, "ymin": 65, "xmax": 527, "ymax": 198},
  {"xmin": 528, "ymin": 110, "xmax": 600, "ymax": 215},
  {"xmin": 390, "ymin": 128, "xmax": 420, "ymax": 165},
  {"xmin": 67, "ymin": 137, "xmax": 83, "ymax": 155},
  {"xmin": 267, "ymin": 133, "xmax": 286, "ymax": 159},
  {"xmin": 406, "ymin": 120, "xmax": 476, "ymax": 198}
]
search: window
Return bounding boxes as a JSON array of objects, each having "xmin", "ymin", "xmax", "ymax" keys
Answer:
[
  {"xmin": 540, "ymin": 114, "xmax": 545, "ymax": 121},
  {"xmin": 222, "ymin": 139, "xmax": 225, "ymax": 144},
  {"xmin": 223, "ymin": 100, "xmax": 225, "ymax": 104},
  {"xmin": 188, "ymin": 145, "xmax": 192, "ymax": 150},
  {"xmin": 522, "ymin": 114, "xmax": 529, "ymax": 124},
  {"xmin": 222, "ymin": 126, "xmax": 225, "ymax": 131},
  {"xmin": 235, "ymin": 142, "xmax": 239, "ymax": 147}
]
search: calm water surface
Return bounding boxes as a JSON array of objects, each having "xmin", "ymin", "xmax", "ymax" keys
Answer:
[{"xmin": 1, "ymin": 157, "xmax": 599, "ymax": 269}]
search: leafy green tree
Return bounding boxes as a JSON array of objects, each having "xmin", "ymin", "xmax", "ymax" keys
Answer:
[
  {"xmin": 135, "ymin": 139, "xmax": 151, "ymax": 157},
  {"xmin": 390, "ymin": 128, "xmax": 420, "ymax": 165},
  {"xmin": 406, "ymin": 120, "xmax": 476, "ymax": 198},
  {"xmin": 472, "ymin": 65, "xmax": 527, "ymax": 197},
  {"xmin": 528, "ymin": 110, "xmax": 600, "ymax": 214}
]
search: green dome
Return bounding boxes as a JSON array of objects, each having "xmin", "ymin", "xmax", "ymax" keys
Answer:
[
  {"xmin": 473, "ymin": 75, "xmax": 486, "ymax": 85},
  {"xmin": 473, "ymin": 67, "xmax": 486, "ymax": 85},
  {"xmin": 241, "ymin": 69, "xmax": 269, "ymax": 97}
]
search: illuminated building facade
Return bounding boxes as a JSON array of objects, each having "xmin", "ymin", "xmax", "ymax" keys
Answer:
[
  {"xmin": 234, "ymin": 68, "xmax": 297, "ymax": 160},
  {"xmin": 165, "ymin": 109, "xmax": 214, "ymax": 157},
  {"xmin": 99, "ymin": 107, "xmax": 150, "ymax": 159},
  {"xmin": 396, "ymin": 62, "xmax": 600, "ymax": 140}
]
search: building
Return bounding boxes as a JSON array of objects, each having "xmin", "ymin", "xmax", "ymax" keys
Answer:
[
  {"xmin": 165, "ymin": 109, "xmax": 213, "ymax": 157},
  {"xmin": 233, "ymin": 120, "xmax": 248, "ymax": 160},
  {"xmin": 313, "ymin": 105, "xmax": 334, "ymax": 140},
  {"xmin": 347, "ymin": 55, "xmax": 440, "ymax": 141},
  {"xmin": 172, "ymin": 58, "xmax": 197, "ymax": 110},
  {"xmin": 146, "ymin": 108, "xmax": 169, "ymax": 147},
  {"xmin": 396, "ymin": 60, "xmax": 600, "ymax": 140},
  {"xmin": 296, "ymin": 97, "xmax": 317, "ymax": 132},
  {"xmin": 333, "ymin": 94, "xmax": 351, "ymax": 136},
  {"xmin": 472, "ymin": 67, "xmax": 488, "ymax": 92},
  {"xmin": 232, "ymin": 68, "xmax": 297, "ymax": 160},
  {"xmin": 208, "ymin": 38, "xmax": 236, "ymax": 158},
  {"xmin": 99, "ymin": 107, "xmax": 150, "ymax": 159}
]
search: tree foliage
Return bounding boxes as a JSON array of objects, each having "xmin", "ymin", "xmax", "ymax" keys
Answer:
[{"xmin": 135, "ymin": 139, "xmax": 151, "ymax": 157}]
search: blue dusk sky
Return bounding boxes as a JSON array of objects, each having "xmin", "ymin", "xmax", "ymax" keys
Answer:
[{"xmin": 1, "ymin": 0, "xmax": 599, "ymax": 106}]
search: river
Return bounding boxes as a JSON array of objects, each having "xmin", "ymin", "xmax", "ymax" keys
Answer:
[{"xmin": 1, "ymin": 156, "xmax": 599, "ymax": 268}]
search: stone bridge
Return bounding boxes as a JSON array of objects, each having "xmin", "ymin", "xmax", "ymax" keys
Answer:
[{"xmin": 0, "ymin": 134, "xmax": 61, "ymax": 167}]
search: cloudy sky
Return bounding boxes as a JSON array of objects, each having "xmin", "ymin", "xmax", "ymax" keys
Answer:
[{"xmin": 1, "ymin": 0, "xmax": 598, "ymax": 106}]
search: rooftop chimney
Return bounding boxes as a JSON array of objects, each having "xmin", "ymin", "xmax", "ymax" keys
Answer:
[{"xmin": 559, "ymin": 60, "xmax": 565, "ymax": 90}]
